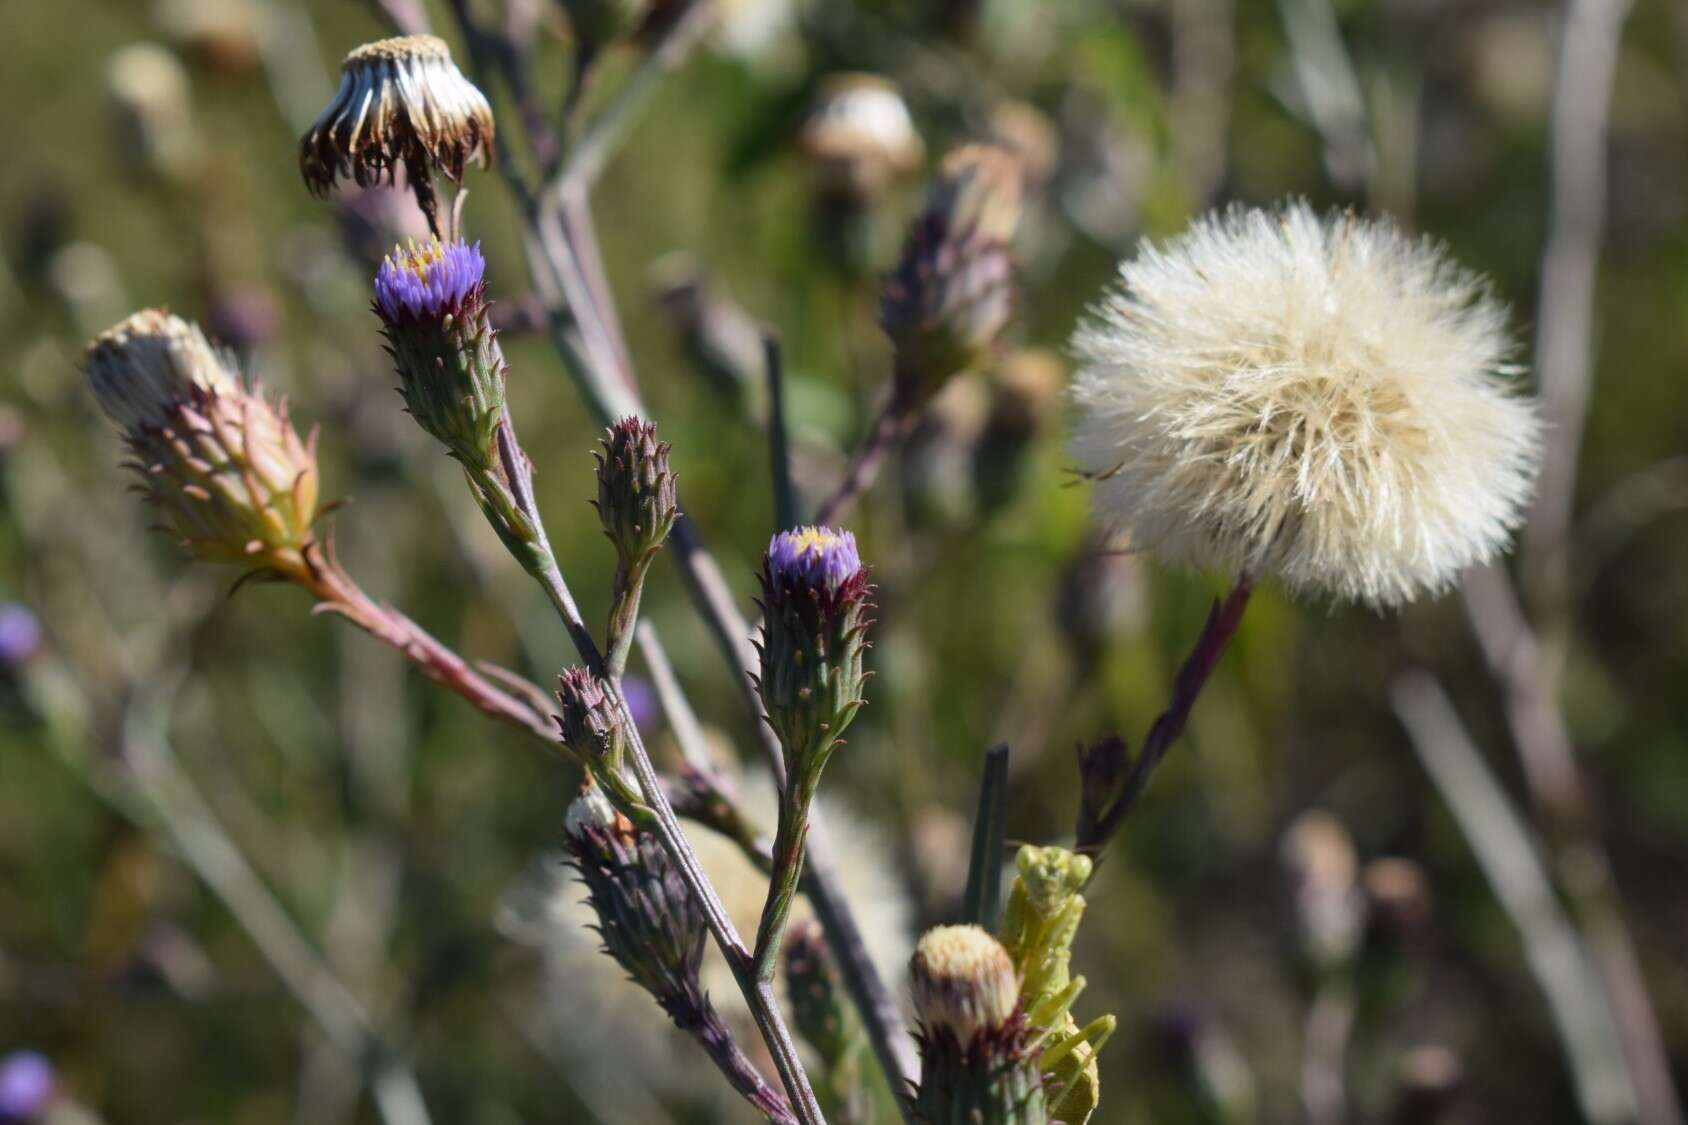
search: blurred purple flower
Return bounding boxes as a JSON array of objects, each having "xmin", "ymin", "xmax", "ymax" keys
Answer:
[
  {"xmin": 373, "ymin": 238, "xmax": 485, "ymax": 323},
  {"xmin": 0, "ymin": 1051, "xmax": 53, "ymax": 1121},
  {"xmin": 621, "ymin": 675, "xmax": 661, "ymax": 732},
  {"xmin": 0, "ymin": 605, "xmax": 42, "ymax": 669}
]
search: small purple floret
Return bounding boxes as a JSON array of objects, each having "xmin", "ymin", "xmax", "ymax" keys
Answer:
[
  {"xmin": 0, "ymin": 605, "xmax": 41, "ymax": 670},
  {"xmin": 373, "ymin": 239, "xmax": 486, "ymax": 323},
  {"xmin": 620, "ymin": 675, "xmax": 661, "ymax": 732},
  {"xmin": 766, "ymin": 526, "xmax": 862, "ymax": 593},
  {"xmin": 0, "ymin": 1051, "xmax": 53, "ymax": 1121}
]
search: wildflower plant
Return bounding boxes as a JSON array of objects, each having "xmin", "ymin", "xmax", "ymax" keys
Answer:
[{"xmin": 73, "ymin": 9, "xmax": 1556, "ymax": 1123}]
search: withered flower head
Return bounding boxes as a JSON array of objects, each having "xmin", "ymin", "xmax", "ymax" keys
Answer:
[
  {"xmin": 85, "ymin": 310, "xmax": 320, "ymax": 574},
  {"xmin": 799, "ymin": 73, "xmax": 924, "ymax": 203},
  {"xmin": 882, "ymin": 144, "xmax": 1025, "ymax": 396},
  {"xmin": 299, "ymin": 35, "xmax": 493, "ymax": 197}
]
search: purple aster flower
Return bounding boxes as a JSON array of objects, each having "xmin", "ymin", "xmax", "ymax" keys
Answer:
[
  {"xmin": 371, "ymin": 238, "xmax": 505, "ymax": 470},
  {"xmin": 373, "ymin": 238, "xmax": 486, "ymax": 323},
  {"xmin": 0, "ymin": 605, "xmax": 42, "ymax": 670},
  {"xmin": 765, "ymin": 526, "xmax": 863, "ymax": 595},
  {"xmin": 620, "ymin": 675, "xmax": 662, "ymax": 732},
  {"xmin": 0, "ymin": 1051, "xmax": 53, "ymax": 1121},
  {"xmin": 757, "ymin": 525, "xmax": 872, "ymax": 765}
]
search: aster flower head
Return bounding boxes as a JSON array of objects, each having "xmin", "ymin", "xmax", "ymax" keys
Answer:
[
  {"xmin": 84, "ymin": 310, "xmax": 321, "ymax": 574},
  {"xmin": 1070, "ymin": 201, "xmax": 1542, "ymax": 607},
  {"xmin": 299, "ymin": 35, "xmax": 493, "ymax": 198},
  {"xmin": 372, "ymin": 238, "xmax": 506, "ymax": 472},
  {"xmin": 374, "ymin": 237, "xmax": 486, "ymax": 323},
  {"xmin": 757, "ymin": 526, "xmax": 872, "ymax": 771},
  {"xmin": 799, "ymin": 73, "xmax": 924, "ymax": 204},
  {"xmin": 882, "ymin": 144, "xmax": 1024, "ymax": 398},
  {"xmin": 910, "ymin": 925, "xmax": 1046, "ymax": 1125}
]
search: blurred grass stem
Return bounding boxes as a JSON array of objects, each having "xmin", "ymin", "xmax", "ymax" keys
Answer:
[{"xmin": 1390, "ymin": 670, "xmax": 1638, "ymax": 1125}]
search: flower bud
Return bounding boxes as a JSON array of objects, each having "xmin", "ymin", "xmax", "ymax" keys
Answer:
[
  {"xmin": 881, "ymin": 144, "xmax": 1024, "ymax": 397},
  {"xmin": 106, "ymin": 43, "xmax": 205, "ymax": 184},
  {"xmin": 594, "ymin": 418, "xmax": 678, "ymax": 566},
  {"xmin": 299, "ymin": 35, "xmax": 493, "ymax": 197},
  {"xmin": 799, "ymin": 73, "xmax": 924, "ymax": 206},
  {"xmin": 84, "ymin": 310, "xmax": 321, "ymax": 575},
  {"xmin": 911, "ymin": 925, "xmax": 1046, "ymax": 1125},
  {"xmin": 756, "ymin": 526, "xmax": 873, "ymax": 768},
  {"xmin": 785, "ymin": 920, "xmax": 852, "ymax": 1064},
  {"xmin": 1282, "ymin": 811, "xmax": 1363, "ymax": 970},
  {"xmin": 556, "ymin": 666, "xmax": 628, "ymax": 771},
  {"xmin": 563, "ymin": 782, "xmax": 704, "ymax": 1011},
  {"xmin": 372, "ymin": 238, "xmax": 505, "ymax": 470}
]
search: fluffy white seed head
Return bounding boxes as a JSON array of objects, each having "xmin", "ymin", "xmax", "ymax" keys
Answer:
[{"xmin": 1069, "ymin": 202, "xmax": 1542, "ymax": 607}]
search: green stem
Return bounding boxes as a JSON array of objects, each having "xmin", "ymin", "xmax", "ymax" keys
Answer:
[
  {"xmin": 753, "ymin": 772, "xmax": 816, "ymax": 982},
  {"xmin": 605, "ymin": 556, "xmax": 650, "ymax": 683}
]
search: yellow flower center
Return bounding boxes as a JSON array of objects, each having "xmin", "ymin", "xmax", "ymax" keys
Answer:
[
  {"xmin": 394, "ymin": 238, "xmax": 448, "ymax": 283},
  {"xmin": 789, "ymin": 527, "xmax": 840, "ymax": 557}
]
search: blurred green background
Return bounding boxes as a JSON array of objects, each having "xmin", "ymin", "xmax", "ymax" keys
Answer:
[{"xmin": 2, "ymin": 0, "xmax": 1686, "ymax": 1122}]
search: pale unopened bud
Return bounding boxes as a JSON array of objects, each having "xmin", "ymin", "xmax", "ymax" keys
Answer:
[
  {"xmin": 1282, "ymin": 811, "xmax": 1363, "ymax": 969},
  {"xmin": 912, "ymin": 925, "xmax": 1019, "ymax": 1046},
  {"xmin": 799, "ymin": 74, "xmax": 924, "ymax": 205},
  {"xmin": 106, "ymin": 44, "xmax": 204, "ymax": 183},
  {"xmin": 85, "ymin": 310, "xmax": 321, "ymax": 574},
  {"xmin": 882, "ymin": 144, "xmax": 1024, "ymax": 396},
  {"xmin": 911, "ymin": 925, "xmax": 1046, "ymax": 1125},
  {"xmin": 300, "ymin": 36, "xmax": 493, "ymax": 197}
]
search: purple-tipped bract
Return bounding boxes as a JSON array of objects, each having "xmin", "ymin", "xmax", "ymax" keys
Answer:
[{"xmin": 374, "ymin": 238, "xmax": 486, "ymax": 323}]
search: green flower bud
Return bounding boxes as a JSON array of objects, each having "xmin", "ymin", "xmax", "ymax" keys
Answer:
[
  {"xmin": 756, "ymin": 526, "xmax": 873, "ymax": 774},
  {"xmin": 594, "ymin": 418, "xmax": 678, "ymax": 566},
  {"xmin": 564, "ymin": 782, "xmax": 703, "ymax": 1006},
  {"xmin": 556, "ymin": 666, "xmax": 628, "ymax": 774}
]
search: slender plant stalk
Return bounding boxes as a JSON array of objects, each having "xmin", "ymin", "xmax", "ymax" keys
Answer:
[
  {"xmin": 298, "ymin": 543, "xmax": 557, "ymax": 745},
  {"xmin": 1390, "ymin": 670, "xmax": 1638, "ymax": 1125},
  {"xmin": 466, "ymin": 379, "xmax": 827, "ymax": 1122},
  {"xmin": 961, "ymin": 744, "xmax": 1010, "ymax": 930},
  {"xmin": 813, "ymin": 381, "xmax": 919, "ymax": 527},
  {"xmin": 1081, "ymin": 576, "xmax": 1255, "ymax": 855},
  {"xmin": 752, "ymin": 773, "xmax": 818, "ymax": 982},
  {"xmin": 448, "ymin": 4, "xmax": 919, "ymax": 1104}
]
